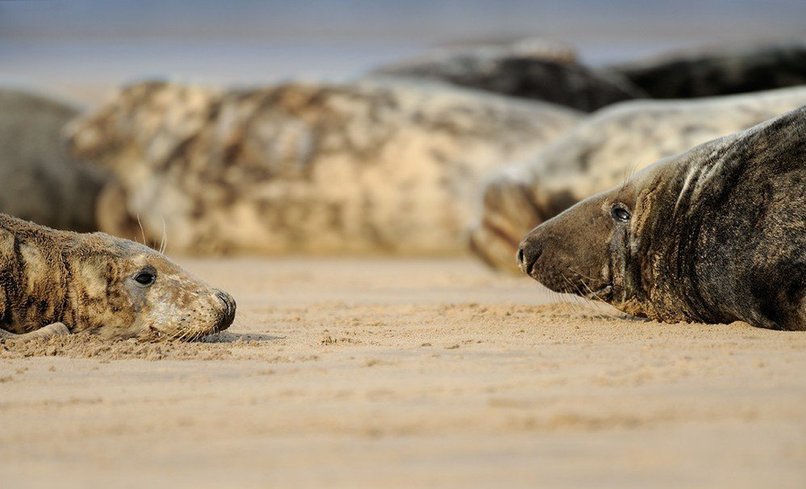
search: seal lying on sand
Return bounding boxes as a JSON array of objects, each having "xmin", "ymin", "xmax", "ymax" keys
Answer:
[
  {"xmin": 0, "ymin": 87, "xmax": 108, "ymax": 231},
  {"xmin": 68, "ymin": 79, "xmax": 581, "ymax": 255},
  {"xmin": 0, "ymin": 213, "xmax": 236, "ymax": 342},
  {"xmin": 517, "ymin": 107, "xmax": 805, "ymax": 330},
  {"xmin": 373, "ymin": 41, "xmax": 643, "ymax": 112},
  {"xmin": 471, "ymin": 86, "xmax": 806, "ymax": 272},
  {"xmin": 604, "ymin": 41, "xmax": 806, "ymax": 99}
]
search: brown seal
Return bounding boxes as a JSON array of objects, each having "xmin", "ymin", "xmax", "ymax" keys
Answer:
[
  {"xmin": 517, "ymin": 107, "xmax": 805, "ymax": 330},
  {"xmin": 471, "ymin": 86, "xmax": 806, "ymax": 272},
  {"xmin": 67, "ymin": 79, "xmax": 581, "ymax": 255},
  {"xmin": 0, "ymin": 213, "xmax": 236, "ymax": 342}
]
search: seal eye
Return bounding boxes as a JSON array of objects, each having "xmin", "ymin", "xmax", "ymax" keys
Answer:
[
  {"xmin": 611, "ymin": 206, "xmax": 631, "ymax": 223},
  {"xmin": 134, "ymin": 270, "xmax": 156, "ymax": 287}
]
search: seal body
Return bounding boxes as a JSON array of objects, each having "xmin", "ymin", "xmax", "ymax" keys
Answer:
[
  {"xmin": 0, "ymin": 213, "xmax": 236, "ymax": 341},
  {"xmin": 605, "ymin": 41, "xmax": 806, "ymax": 99},
  {"xmin": 517, "ymin": 107, "xmax": 805, "ymax": 330},
  {"xmin": 0, "ymin": 87, "xmax": 108, "ymax": 231},
  {"xmin": 471, "ymin": 87, "xmax": 806, "ymax": 271},
  {"xmin": 374, "ymin": 42, "xmax": 643, "ymax": 112},
  {"xmin": 67, "ymin": 79, "xmax": 581, "ymax": 255}
]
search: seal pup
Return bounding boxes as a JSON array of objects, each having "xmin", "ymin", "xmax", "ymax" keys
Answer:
[
  {"xmin": 471, "ymin": 86, "xmax": 806, "ymax": 272},
  {"xmin": 604, "ymin": 41, "xmax": 806, "ymax": 99},
  {"xmin": 373, "ymin": 41, "xmax": 643, "ymax": 112},
  {"xmin": 0, "ymin": 213, "xmax": 236, "ymax": 342},
  {"xmin": 67, "ymin": 79, "xmax": 582, "ymax": 255},
  {"xmin": 517, "ymin": 107, "xmax": 805, "ymax": 330},
  {"xmin": 0, "ymin": 87, "xmax": 108, "ymax": 231}
]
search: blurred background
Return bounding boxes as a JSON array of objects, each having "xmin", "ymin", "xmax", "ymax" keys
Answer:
[{"xmin": 3, "ymin": 0, "xmax": 805, "ymax": 107}]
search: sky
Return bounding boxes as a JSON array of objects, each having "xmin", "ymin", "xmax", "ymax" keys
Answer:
[{"xmin": 1, "ymin": 0, "xmax": 804, "ymax": 105}]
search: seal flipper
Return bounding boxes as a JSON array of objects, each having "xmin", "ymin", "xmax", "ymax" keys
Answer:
[{"xmin": 0, "ymin": 322, "xmax": 70, "ymax": 342}]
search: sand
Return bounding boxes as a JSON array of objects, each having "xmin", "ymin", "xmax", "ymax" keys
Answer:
[{"xmin": 1, "ymin": 257, "xmax": 804, "ymax": 488}]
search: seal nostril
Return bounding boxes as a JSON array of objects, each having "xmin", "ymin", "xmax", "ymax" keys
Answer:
[
  {"xmin": 213, "ymin": 289, "xmax": 237, "ymax": 331},
  {"xmin": 516, "ymin": 247, "xmax": 525, "ymax": 265}
]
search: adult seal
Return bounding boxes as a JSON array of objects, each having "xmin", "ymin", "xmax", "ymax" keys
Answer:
[
  {"xmin": 471, "ymin": 86, "xmax": 806, "ymax": 272},
  {"xmin": 0, "ymin": 213, "xmax": 236, "ymax": 342},
  {"xmin": 67, "ymin": 79, "xmax": 581, "ymax": 255},
  {"xmin": 0, "ymin": 87, "xmax": 108, "ymax": 231},
  {"xmin": 517, "ymin": 107, "xmax": 805, "ymax": 330},
  {"xmin": 374, "ymin": 40, "xmax": 642, "ymax": 112}
]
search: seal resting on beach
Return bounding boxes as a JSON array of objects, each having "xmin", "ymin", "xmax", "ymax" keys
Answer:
[
  {"xmin": 604, "ymin": 41, "xmax": 806, "ymax": 99},
  {"xmin": 67, "ymin": 79, "xmax": 581, "ymax": 255},
  {"xmin": 517, "ymin": 107, "xmax": 805, "ymax": 330},
  {"xmin": 373, "ymin": 39, "xmax": 643, "ymax": 112},
  {"xmin": 471, "ymin": 86, "xmax": 806, "ymax": 271},
  {"xmin": 0, "ymin": 213, "xmax": 236, "ymax": 342},
  {"xmin": 0, "ymin": 87, "xmax": 108, "ymax": 231}
]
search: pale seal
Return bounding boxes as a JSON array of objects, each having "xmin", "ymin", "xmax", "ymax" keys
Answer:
[
  {"xmin": 373, "ymin": 41, "xmax": 643, "ymax": 112},
  {"xmin": 471, "ymin": 86, "xmax": 806, "ymax": 272},
  {"xmin": 517, "ymin": 107, "xmax": 805, "ymax": 330},
  {"xmin": 0, "ymin": 213, "xmax": 236, "ymax": 342},
  {"xmin": 0, "ymin": 87, "xmax": 108, "ymax": 231},
  {"xmin": 604, "ymin": 41, "xmax": 806, "ymax": 99},
  {"xmin": 67, "ymin": 79, "xmax": 581, "ymax": 255}
]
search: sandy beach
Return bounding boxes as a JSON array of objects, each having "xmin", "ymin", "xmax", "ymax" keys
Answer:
[{"xmin": 1, "ymin": 256, "xmax": 804, "ymax": 488}]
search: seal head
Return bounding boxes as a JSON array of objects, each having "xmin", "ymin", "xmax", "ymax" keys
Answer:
[{"xmin": 517, "ymin": 107, "xmax": 805, "ymax": 330}]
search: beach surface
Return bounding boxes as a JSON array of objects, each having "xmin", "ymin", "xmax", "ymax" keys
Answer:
[{"xmin": 1, "ymin": 257, "xmax": 805, "ymax": 488}]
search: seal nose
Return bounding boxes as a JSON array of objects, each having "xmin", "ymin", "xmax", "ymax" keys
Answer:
[
  {"xmin": 517, "ymin": 239, "xmax": 543, "ymax": 276},
  {"xmin": 214, "ymin": 289, "xmax": 237, "ymax": 332}
]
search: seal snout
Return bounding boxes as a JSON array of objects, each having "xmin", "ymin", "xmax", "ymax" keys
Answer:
[
  {"xmin": 517, "ymin": 237, "xmax": 543, "ymax": 277},
  {"xmin": 214, "ymin": 289, "xmax": 237, "ymax": 332}
]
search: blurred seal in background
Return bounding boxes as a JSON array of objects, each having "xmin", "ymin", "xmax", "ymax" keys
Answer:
[
  {"xmin": 373, "ymin": 38, "xmax": 644, "ymax": 112},
  {"xmin": 0, "ymin": 87, "xmax": 108, "ymax": 231},
  {"xmin": 67, "ymin": 79, "xmax": 582, "ymax": 255}
]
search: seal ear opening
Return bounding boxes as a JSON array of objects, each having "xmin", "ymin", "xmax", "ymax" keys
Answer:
[{"xmin": 95, "ymin": 180, "xmax": 142, "ymax": 244}]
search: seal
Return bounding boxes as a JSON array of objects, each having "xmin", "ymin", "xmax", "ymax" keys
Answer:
[
  {"xmin": 517, "ymin": 107, "xmax": 805, "ymax": 330},
  {"xmin": 470, "ymin": 86, "xmax": 806, "ymax": 272},
  {"xmin": 67, "ymin": 79, "xmax": 581, "ymax": 255},
  {"xmin": 0, "ymin": 213, "xmax": 236, "ymax": 342},
  {"xmin": 0, "ymin": 87, "xmax": 108, "ymax": 232},
  {"xmin": 373, "ymin": 40, "xmax": 643, "ymax": 112},
  {"xmin": 604, "ymin": 41, "xmax": 806, "ymax": 98}
]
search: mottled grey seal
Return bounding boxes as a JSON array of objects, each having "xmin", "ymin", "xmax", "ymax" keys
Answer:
[
  {"xmin": 0, "ymin": 87, "xmax": 108, "ymax": 231},
  {"xmin": 373, "ymin": 41, "xmax": 643, "ymax": 112},
  {"xmin": 471, "ymin": 86, "xmax": 806, "ymax": 272},
  {"xmin": 67, "ymin": 79, "xmax": 581, "ymax": 255},
  {"xmin": 604, "ymin": 41, "xmax": 806, "ymax": 99},
  {"xmin": 517, "ymin": 107, "xmax": 805, "ymax": 330},
  {"xmin": 0, "ymin": 213, "xmax": 236, "ymax": 342}
]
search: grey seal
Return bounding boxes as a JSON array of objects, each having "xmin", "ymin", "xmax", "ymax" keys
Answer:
[
  {"xmin": 0, "ymin": 213, "xmax": 236, "ymax": 342},
  {"xmin": 67, "ymin": 79, "xmax": 581, "ymax": 255},
  {"xmin": 517, "ymin": 107, "xmax": 805, "ymax": 330},
  {"xmin": 0, "ymin": 87, "xmax": 108, "ymax": 231},
  {"xmin": 604, "ymin": 41, "xmax": 806, "ymax": 99}
]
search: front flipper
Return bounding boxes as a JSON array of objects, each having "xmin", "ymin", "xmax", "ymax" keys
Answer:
[{"xmin": 0, "ymin": 322, "xmax": 71, "ymax": 342}]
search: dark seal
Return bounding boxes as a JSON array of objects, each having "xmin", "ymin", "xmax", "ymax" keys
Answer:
[{"xmin": 517, "ymin": 107, "xmax": 805, "ymax": 330}]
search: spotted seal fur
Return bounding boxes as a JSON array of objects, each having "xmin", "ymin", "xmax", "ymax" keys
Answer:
[
  {"xmin": 67, "ymin": 79, "xmax": 581, "ymax": 255},
  {"xmin": 471, "ymin": 86, "xmax": 806, "ymax": 271},
  {"xmin": 517, "ymin": 107, "xmax": 805, "ymax": 330},
  {"xmin": 0, "ymin": 213, "xmax": 236, "ymax": 342}
]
